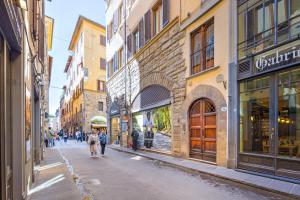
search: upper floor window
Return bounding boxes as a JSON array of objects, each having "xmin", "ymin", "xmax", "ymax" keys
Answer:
[
  {"xmin": 100, "ymin": 35, "xmax": 106, "ymax": 46},
  {"xmin": 238, "ymin": 0, "xmax": 300, "ymax": 59},
  {"xmin": 97, "ymin": 80, "xmax": 105, "ymax": 92},
  {"xmin": 100, "ymin": 58, "xmax": 106, "ymax": 70},
  {"xmin": 191, "ymin": 19, "xmax": 214, "ymax": 75}
]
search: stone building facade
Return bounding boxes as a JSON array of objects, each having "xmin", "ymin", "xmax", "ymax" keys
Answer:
[
  {"xmin": 60, "ymin": 16, "xmax": 107, "ymax": 134},
  {"xmin": 105, "ymin": 0, "xmax": 234, "ymax": 166}
]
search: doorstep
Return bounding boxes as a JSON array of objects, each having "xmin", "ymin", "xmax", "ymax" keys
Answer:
[{"xmin": 108, "ymin": 145, "xmax": 300, "ymax": 198}]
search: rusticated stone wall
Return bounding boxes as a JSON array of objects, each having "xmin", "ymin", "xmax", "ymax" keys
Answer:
[{"xmin": 107, "ymin": 20, "xmax": 186, "ymax": 154}]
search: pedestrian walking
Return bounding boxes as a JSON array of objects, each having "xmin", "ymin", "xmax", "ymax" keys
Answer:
[
  {"xmin": 99, "ymin": 131, "xmax": 107, "ymax": 156},
  {"xmin": 63, "ymin": 132, "xmax": 68, "ymax": 143},
  {"xmin": 131, "ymin": 129, "xmax": 139, "ymax": 151},
  {"xmin": 88, "ymin": 129, "xmax": 99, "ymax": 158}
]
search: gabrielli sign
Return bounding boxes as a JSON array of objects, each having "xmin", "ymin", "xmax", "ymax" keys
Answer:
[{"xmin": 254, "ymin": 41, "xmax": 300, "ymax": 73}]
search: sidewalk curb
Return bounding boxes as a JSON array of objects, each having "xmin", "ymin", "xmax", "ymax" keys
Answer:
[{"xmin": 108, "ymin": 146, "xmax": 300, "ymax": 199}]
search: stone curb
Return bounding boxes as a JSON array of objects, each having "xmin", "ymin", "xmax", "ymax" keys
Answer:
[{"xmin": 108, "ymin": 145, "xmax": 300, "ymax": 199}]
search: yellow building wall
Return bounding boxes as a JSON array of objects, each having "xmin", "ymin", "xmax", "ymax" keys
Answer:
[
  {"xmin": 181, "ymin": 0, "xmax": 230, "ymax": 167},
  {"xmin": 183, "ymin": 1, "xmax": 229, "ymax": 101},
  {"xmin": 83, "ymin": 22, "xmax": 106, "ymax": 92}
]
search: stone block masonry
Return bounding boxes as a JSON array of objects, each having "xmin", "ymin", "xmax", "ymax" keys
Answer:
[{"xmin": 107, "ymin": 19, "xmax": 186, "ymax": 154}]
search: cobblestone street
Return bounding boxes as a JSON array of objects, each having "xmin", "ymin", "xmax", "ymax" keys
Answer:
[{"xmin": 29, "ymin": 140, "xmax": 298, "ymax": 200}]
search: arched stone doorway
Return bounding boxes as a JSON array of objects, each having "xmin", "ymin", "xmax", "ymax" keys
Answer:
[{"xmin": 189, "ymin": 98, "xmax": 216, "ymax": 162}]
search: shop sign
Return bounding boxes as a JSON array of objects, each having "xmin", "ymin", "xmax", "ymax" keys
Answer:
[{"xmin": 254, "ymin": 42, "xmax": 300, "ymax": 73}]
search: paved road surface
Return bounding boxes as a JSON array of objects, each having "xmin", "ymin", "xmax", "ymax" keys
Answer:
[{"xmin": 56, "ymin": 140, "xmax": 296, "ymax": 200}]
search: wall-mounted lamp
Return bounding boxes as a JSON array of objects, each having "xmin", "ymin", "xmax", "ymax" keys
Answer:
[{"xmin": 216, "ymin": 74, "xmax": 227, "ymax": 90}]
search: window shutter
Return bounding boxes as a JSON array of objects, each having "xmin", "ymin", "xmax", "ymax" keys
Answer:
[
  {"xmin": 32, "ymin": 0, "xmax": 37, "ymax": 40},
  {"xmin": 127, "ymin": 34, "xmax": 132, "ymax": 59},
  {"xmin": 97, "ymin": 80, "xmax": 100, "ymax": 91},
  {"xmin": 139, "ymin": 18, "xmax": 145, "ymax": 48},
  {"xmin": 162, "ymin": 0, "xmax": 169, "ymax": 27},
  {"xmin": 107, "ymin": 25, "xmax": 110, "ymax": 41},
  {"xmin": 144, "ymin": 10, "xmax": 151, "ymax": 42},
  {"xmin": 115, "ymin": 52, "xmax": 119, "ymax": 69}
]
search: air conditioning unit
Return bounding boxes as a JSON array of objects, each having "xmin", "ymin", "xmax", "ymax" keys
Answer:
[{"xmin": 12, "ymin": 0, "xmax": 27, "ymax": 10}]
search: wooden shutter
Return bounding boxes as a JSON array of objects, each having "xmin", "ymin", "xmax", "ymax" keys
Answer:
[
  {"xmin": 97, "ymin": 80, "xmax": 100, "ymax": 91},
  {"xmin": 139, "ymin": 18, "xmax": 145, "ymax": 48},
  {"xmin": 144, "ymin": 10, "xmax": 151, "ymax": 42},
  {"xmin": 38, "ymin": 14, "xmax": 45, "ymax": 63},
  {"xmin": 32, "ymin": 0, "xmax": 37, "ymax": 40},
  {"xmin": 162, "ymin": 0, "xmax": 169, "ymax": 27},
  {"xmin": 115, "ymin": 52, "xmax": 119, "ymax": 70},
  {"xmin": 127, "ymin": 34, "xmax": 132, "ymax": 59},
  {"xmin": 107, "ymin": 25, "xmax": 110, "ymax": 41}
]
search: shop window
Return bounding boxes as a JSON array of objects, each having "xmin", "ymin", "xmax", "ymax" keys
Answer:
[
  {"xmin": 239, "ymin": 77, "xmax": 271, "ymax": 154},
  {"xmin": 278, "ymin": 69, "xmax": 300, "ymax": 158},
  {"xmin": 190, "ymin": 19, "xmax": 214, "ymax": 75},
  {"xmin": 98, "ymin": 102, "xmax": 103, "ymax": 111}
]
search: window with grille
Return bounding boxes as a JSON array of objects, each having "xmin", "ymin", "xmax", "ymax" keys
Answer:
[{"xmin": 191, "ymin": 18, "xmax": 214, "ymax": 75}]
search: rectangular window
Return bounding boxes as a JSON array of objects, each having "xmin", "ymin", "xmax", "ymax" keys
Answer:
[
  {"xmin": 190, "ymin": 19, "xmax": 214, "ymax": 75},
  {"xmin": 239, "ymin": 77, "xmax": 270, "ymax": 154},
  {"xmin": 133, "ymin": 29, "xmax": 139, "ymax": 54},
  {"xmin": 98, "ymin": 102, "xmax": 104, "ymax": 111},
  {"xmin": 100, "ymin": 35, "xmax": 106, "ymax": 46},
  {"xmin": 238, "ymin": 0, "xmax": 300, "ymax": 59},
  {"xmin": 97, "ymin": 80, "xmax": 105, "ymax": 92},
  {"xmin": 100, "ymin": 58, "xmax": 106, "ymax": 70}
]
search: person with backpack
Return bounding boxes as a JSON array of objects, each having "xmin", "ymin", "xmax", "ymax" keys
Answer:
[
  {"xmin": 99, "ymin": 131, "xmax": 107, "ymax": 156},
  {"xmin": 88, "ymin": 129, "xmax": 99, "ymax": 158}
]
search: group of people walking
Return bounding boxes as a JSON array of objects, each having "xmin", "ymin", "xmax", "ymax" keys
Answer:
[{"xmin": 88, "ymin": 129, "xmax": 107, "ymax": 158}]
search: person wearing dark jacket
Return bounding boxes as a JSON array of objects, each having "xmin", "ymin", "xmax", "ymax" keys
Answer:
[
  {"xmin": 99, "ymin": 131, "xmax": 107, "ymax": 156},
  {"xmin": 131, "ymin": 130, "xmax": 139, "ymax": 151}
]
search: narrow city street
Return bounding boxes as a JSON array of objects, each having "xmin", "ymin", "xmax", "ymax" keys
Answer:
[{"xmin": 50, "ymin": 140, "xmax": 295, "ymax": 200}]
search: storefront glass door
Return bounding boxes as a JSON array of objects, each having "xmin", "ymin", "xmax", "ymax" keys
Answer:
[
  {"xmin": 276, "ymin": 69, "xmax": 300, "ymax": 179},
  {"xmin": 239, "ymin": 68, "xmax": 300, "ymax": 180}
]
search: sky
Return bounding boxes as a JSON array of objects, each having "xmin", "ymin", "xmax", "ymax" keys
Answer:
[{"xmin": 46, "ymin": 0, "xmax": 106, "ymax": 115}]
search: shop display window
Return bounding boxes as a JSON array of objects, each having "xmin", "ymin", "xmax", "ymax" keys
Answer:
[{"xmin": 240, "ymin": 77, "xmax": 270, "ymax": 154}]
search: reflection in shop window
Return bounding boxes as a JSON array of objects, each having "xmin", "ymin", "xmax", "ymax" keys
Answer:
[
  {"xmin": 240, "ymin": 77, "xmax": 270, "ymax": 154},
  {"xmin": 278, "ymin": 69, "xmax": 300, "ymax": 158}
]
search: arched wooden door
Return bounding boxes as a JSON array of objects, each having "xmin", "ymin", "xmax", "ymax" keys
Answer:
[{"xmin": 189, "ymin": 98, "xmax": 216, "ymax": 163}]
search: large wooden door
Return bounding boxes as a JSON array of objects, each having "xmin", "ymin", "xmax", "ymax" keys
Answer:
[{"xmin": 189, "ymin": 98, "xmax": 216, "ymax": 162}]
